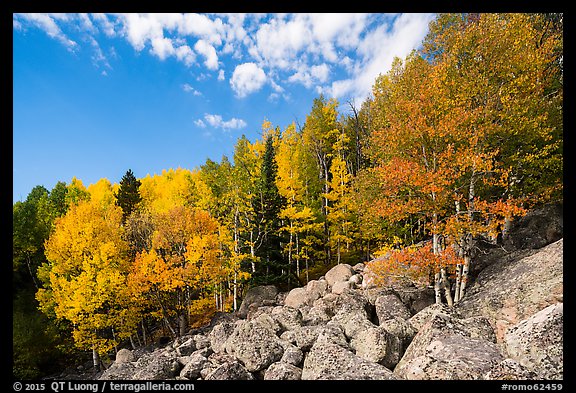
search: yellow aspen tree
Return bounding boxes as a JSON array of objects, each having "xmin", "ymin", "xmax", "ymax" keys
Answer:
[{"xmin": 37, "ymin": 182, "xmax": 137, "ymax": 369}]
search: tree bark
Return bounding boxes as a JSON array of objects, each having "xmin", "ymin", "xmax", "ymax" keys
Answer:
[
  {"xmin": 441, "ymin": 267, "xmax": 453, "ymax": 307},
  {"xmin": 92, "ymin": 347, "xmax": 101, "ymax": 371}
]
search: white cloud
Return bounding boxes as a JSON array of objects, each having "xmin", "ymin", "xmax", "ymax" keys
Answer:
[
  {"xmin": 175, "ymin": 44, "xmax": 195, "ymax": 66},
  {"xmin": 15, "ymin": 13, "xmax": 78, "ymax": 50},
  {"xmin": 182, "ymin": 83, "xmax": 202, "ymax": 96},
  {"xmin": 200, "ymin": 113, "xmax": 247, "ymax": 130},
  {"xmin": 194, "ymin": 119, "xmax": 206, "ymax": 128},
  {"xmin": 230, "ymin": 62, "xmax": 267, "ymax": 98},
  {"xmin": 13, "ymin": 13, "xmax": 435, "ymax": 104},
  {"xmin": 327, "ymin": 13, "xmax": 435, "ymax": 101},
  {"xmin": 179, "ymin": 13, "xmax": 224, "ymax": 45},
  {"xmin": 150, "ymin": 36, "xmax": 175, "ymax": 60},
  {"xmin": 194, "ymin": 39, "xmax": 219, "ymax": 70},
  {"xmin": 91, "ymin": 13, "xmax": 116, "ymax": 37},
  {"xmin": 289, "ymin": 63, "xmax": 330, "ymax": 88}
]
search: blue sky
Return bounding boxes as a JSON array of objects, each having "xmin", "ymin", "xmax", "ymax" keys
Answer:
[{"xmin": 12, "ymin": 13, "xmax": 435, "ymax": 203}]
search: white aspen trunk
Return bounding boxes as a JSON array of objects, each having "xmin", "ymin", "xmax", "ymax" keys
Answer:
[
  {"xmin": 459, "ymin": 253, "xmax": 471, "ymax": 300},
  {"xmin": 441, "ymin": 267, "xmax": 453, "ymax": 307},
  {"xmin": 233, "ymin": 271, "xmax": 238, "ymax": 312},
  {"xmin": 178, "ymin": 314, "xmax": 187, "ymax": 337},
  {"xmin": 454, "ymin": 264, "xmax": 462, "ymax": 303},
  {"xmin": 92, "ymin": 347, "xmax": 100, "ymax": 371},
  {"xmin": 434, "ymin": 271, "xmax": 442, "ymax": 304},
  {"xmin": 295, "ymin": 233, "xmax": 300, "ymax": 277},
  {"xmin": 288, "ymin": 229, "xmax": 293, "ymax": 286},
  {"xmin": 141, "ymin": 320, "xmax": 147, "ymax": 345},
  {"xmin": 250, "ymin": 235, "xmax": 256, "ymax": 273},
  {"xmin": 129, "ymin": 335, "xmax": 136, "ymax": 350},
  {"xmin": 111, "ymin": 328, "xmax": 118, "ymax": 355},
  {"xmin": 219, "ymin": 287, "xmax": 224, "ymax": 312}
]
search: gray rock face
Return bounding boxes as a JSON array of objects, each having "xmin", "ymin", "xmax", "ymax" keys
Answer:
[
  {"xmin": 350, "ymin": 326, "xmax": 403, "ymax": 369},
  {"xmin": 325, "ymin": 264, "xmax": 354, "ymax": 287},
  {"xmin": 264, "ymin": 362, "xmax": 302, "ymax": 380},
  {"xmin": 115, "ymin": 348, "xmax": 134, "ymax": 364},
  {"xmin": 281, "ymin": 345, "xmax": 304, "ymax": 366},
  {"xmin": 302, "ymin": 341, "xmax": 398, "ymax": 380},
  {"xmin": 271, "ymin": 305, "xmax": 303, "ymax": 332},
  {"xmin": 99, "ymin": 362, "xmax": 136, "ymax": 380},
  {"xmin": 395, "ymin": 313, "xmax": 504, "ymax": 380},
  {"xmin": 503, "ymin": 202, "xmax": 563, "ymax": 251},
  {"xmin": 375, "ymin": 293, "xmax": 412, "ymax": 323},
  {"xmin": 179, "ymin": 353, "xmax": 208, "ymax": 380},
  {"xmin": 204, "ymin": 361, "xmax": 254, "ymax": 380},
  {"xmin": 224, "ymin": 319, "xmax": 285, "ymax": 372},
  {"xmin": 456, "ymin": 239, "xmax": 563, "ymax": 341},
  {"xmin": 237, "ymin": 285, "xmax": 279, "ymax": 318},
  {"xmin": 504, "ymin": 303, "xmax": 563, "ymax": 380},
  {"xmin": 409, "ymin": 303, "xmax": 456, "ymax": 332},
  {"xmin": 208, "ymin": 321, "xmax": 236, "ymax": 353},
  {"xmin": 484, "ymin": 358, "xmax": 538, "ymax": 380},
  {"xmin": 132, "ymin": 353, "xmax": 181, "ymax": 380}
]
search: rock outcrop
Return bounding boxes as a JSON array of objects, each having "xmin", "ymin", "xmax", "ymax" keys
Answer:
[{"xmin": 93, "ymin": 204, "xmax": 561, "ymax": 381}]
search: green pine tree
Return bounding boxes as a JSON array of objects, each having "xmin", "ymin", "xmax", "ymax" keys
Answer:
[{"xmin": 115, "ymin": 169, "xmax": 142, "ymax": 223}]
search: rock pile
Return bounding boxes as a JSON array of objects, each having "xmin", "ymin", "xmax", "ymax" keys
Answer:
[{"xmin": 98, "ymin": 205, "xmax": 563, "ymax": 381}]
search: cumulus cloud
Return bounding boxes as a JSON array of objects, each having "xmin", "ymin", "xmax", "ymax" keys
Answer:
[
  {"xmin": 197, "ymin": 113, "xmax": 247, "ymax": 130},
  {"xmin": 230, "ymin": 62, "xmax": 267, "ymax": 98},
  {"xmin": 182, "ymin": 83, "xmax": 202, "ymax": 96},
  {"xmin": 13, "ymin": 13, "xmax": 435, "ymax": 103},
  {"xmin": 194, "ymin": 39, "xmax": 219, "ymax": 70}
]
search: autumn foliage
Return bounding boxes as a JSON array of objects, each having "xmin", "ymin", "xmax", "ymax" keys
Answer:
[{"xmin": 21, "ymin": 13, "xmax": 562, "ymax": 366}]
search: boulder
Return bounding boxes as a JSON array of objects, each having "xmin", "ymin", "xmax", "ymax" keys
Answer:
[
  {"xmin": 193, "ymin": 334, "xmax": 211, "ymax": 350},
  {"xmin": 284, "ymin": 288, "xmax": 314, "ymax": 309},
  {"xmin": 204, "ymin": 361, "xmax": 254, "ymax": 380},
  {"xmin": 456, "ymin": 239, "xmax": 563, "ymax": 341},
  {"xmin": 237, "ymin": 285, "xmax": 279, "ymax": 318},
  {"xmin": 331, "ymin": 309, "xmax": 376, "ymax": 340},
  {"xmin": 374, "ymin": 293, "xmax": 412, "ymax": 323},
  {"xmin": 503, "ymin": 202, "xmax": 563, "ymax": 251},
  {"xmin": 380, "ymin": 316, "xmax": 417, "ymax": 350},
  {"xmin": 484, "ymin": 358, "xmax": 538, "ymax": 380},
  {"xmin": 175, "ymin": 336, "xmax": 196, "ymax": 356},
  {"xmin": 504, "ymin": 303, "xmax": 563, "ymax": 380},
  {"xmin": 132, "ymin": 353, "xmax": 181, "ymax": 380},
  {"xmin": 224, "ymin": 319, "xmax": 285, "ymax": 372},
  {"xmin": 335, "ymin": 289, "xmax": 373, "ymax": 319},
  {"xmin": 281, "ymin": 345, "xmax": 304, "ymax": 366},
  {"xmin": 408, "ymin": 303, "xmax": 456, "ymax": 332},
  {"xmin": 264, "ymin": 362, "xmax": 302, "ymax": 380},
  {"xmin": 331, "ymin": 280, "xmax": 353, "ymax": 294},
  {"xmin": 115, "ymin": 348, "xmax": 134, "ymax": 364},
  {"xmin": 304, "ymin": 298, "xmax": 335, "ymax": 325},
  {"xmin": 394, "ymin": 313, "xmax": 504, "ymax": 380},
  {"xmin": 208, "ymin": 320, "xmax": 236, "ymax": 353},
  {"xmin": 325, "ymin": 264, "xmax": 354, "ymax": 287},
  {"xmin": 350, "ymin": 326, "xmax": 403, "ymax": 369},
  {"xmin": 302, "ymin": 341, "xmax": 398, "ymax": 380},
  {"xmin": 393, "ymin": 285, "xmax": 436, "ymax": 314},
  {"xmin": 179, "ymin": 353, "xmax": 208, "ymax": 380},
  {"xmin": 99, "ymin": 362, "xmax": 136, "ymax": 380},
  {"xmin": 306, "ymin": 279, "xmax": 329, "ymax": 299},
  {"xmin": 271, "ymin": 305, "xmax": 303, "ymax": 332}
]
